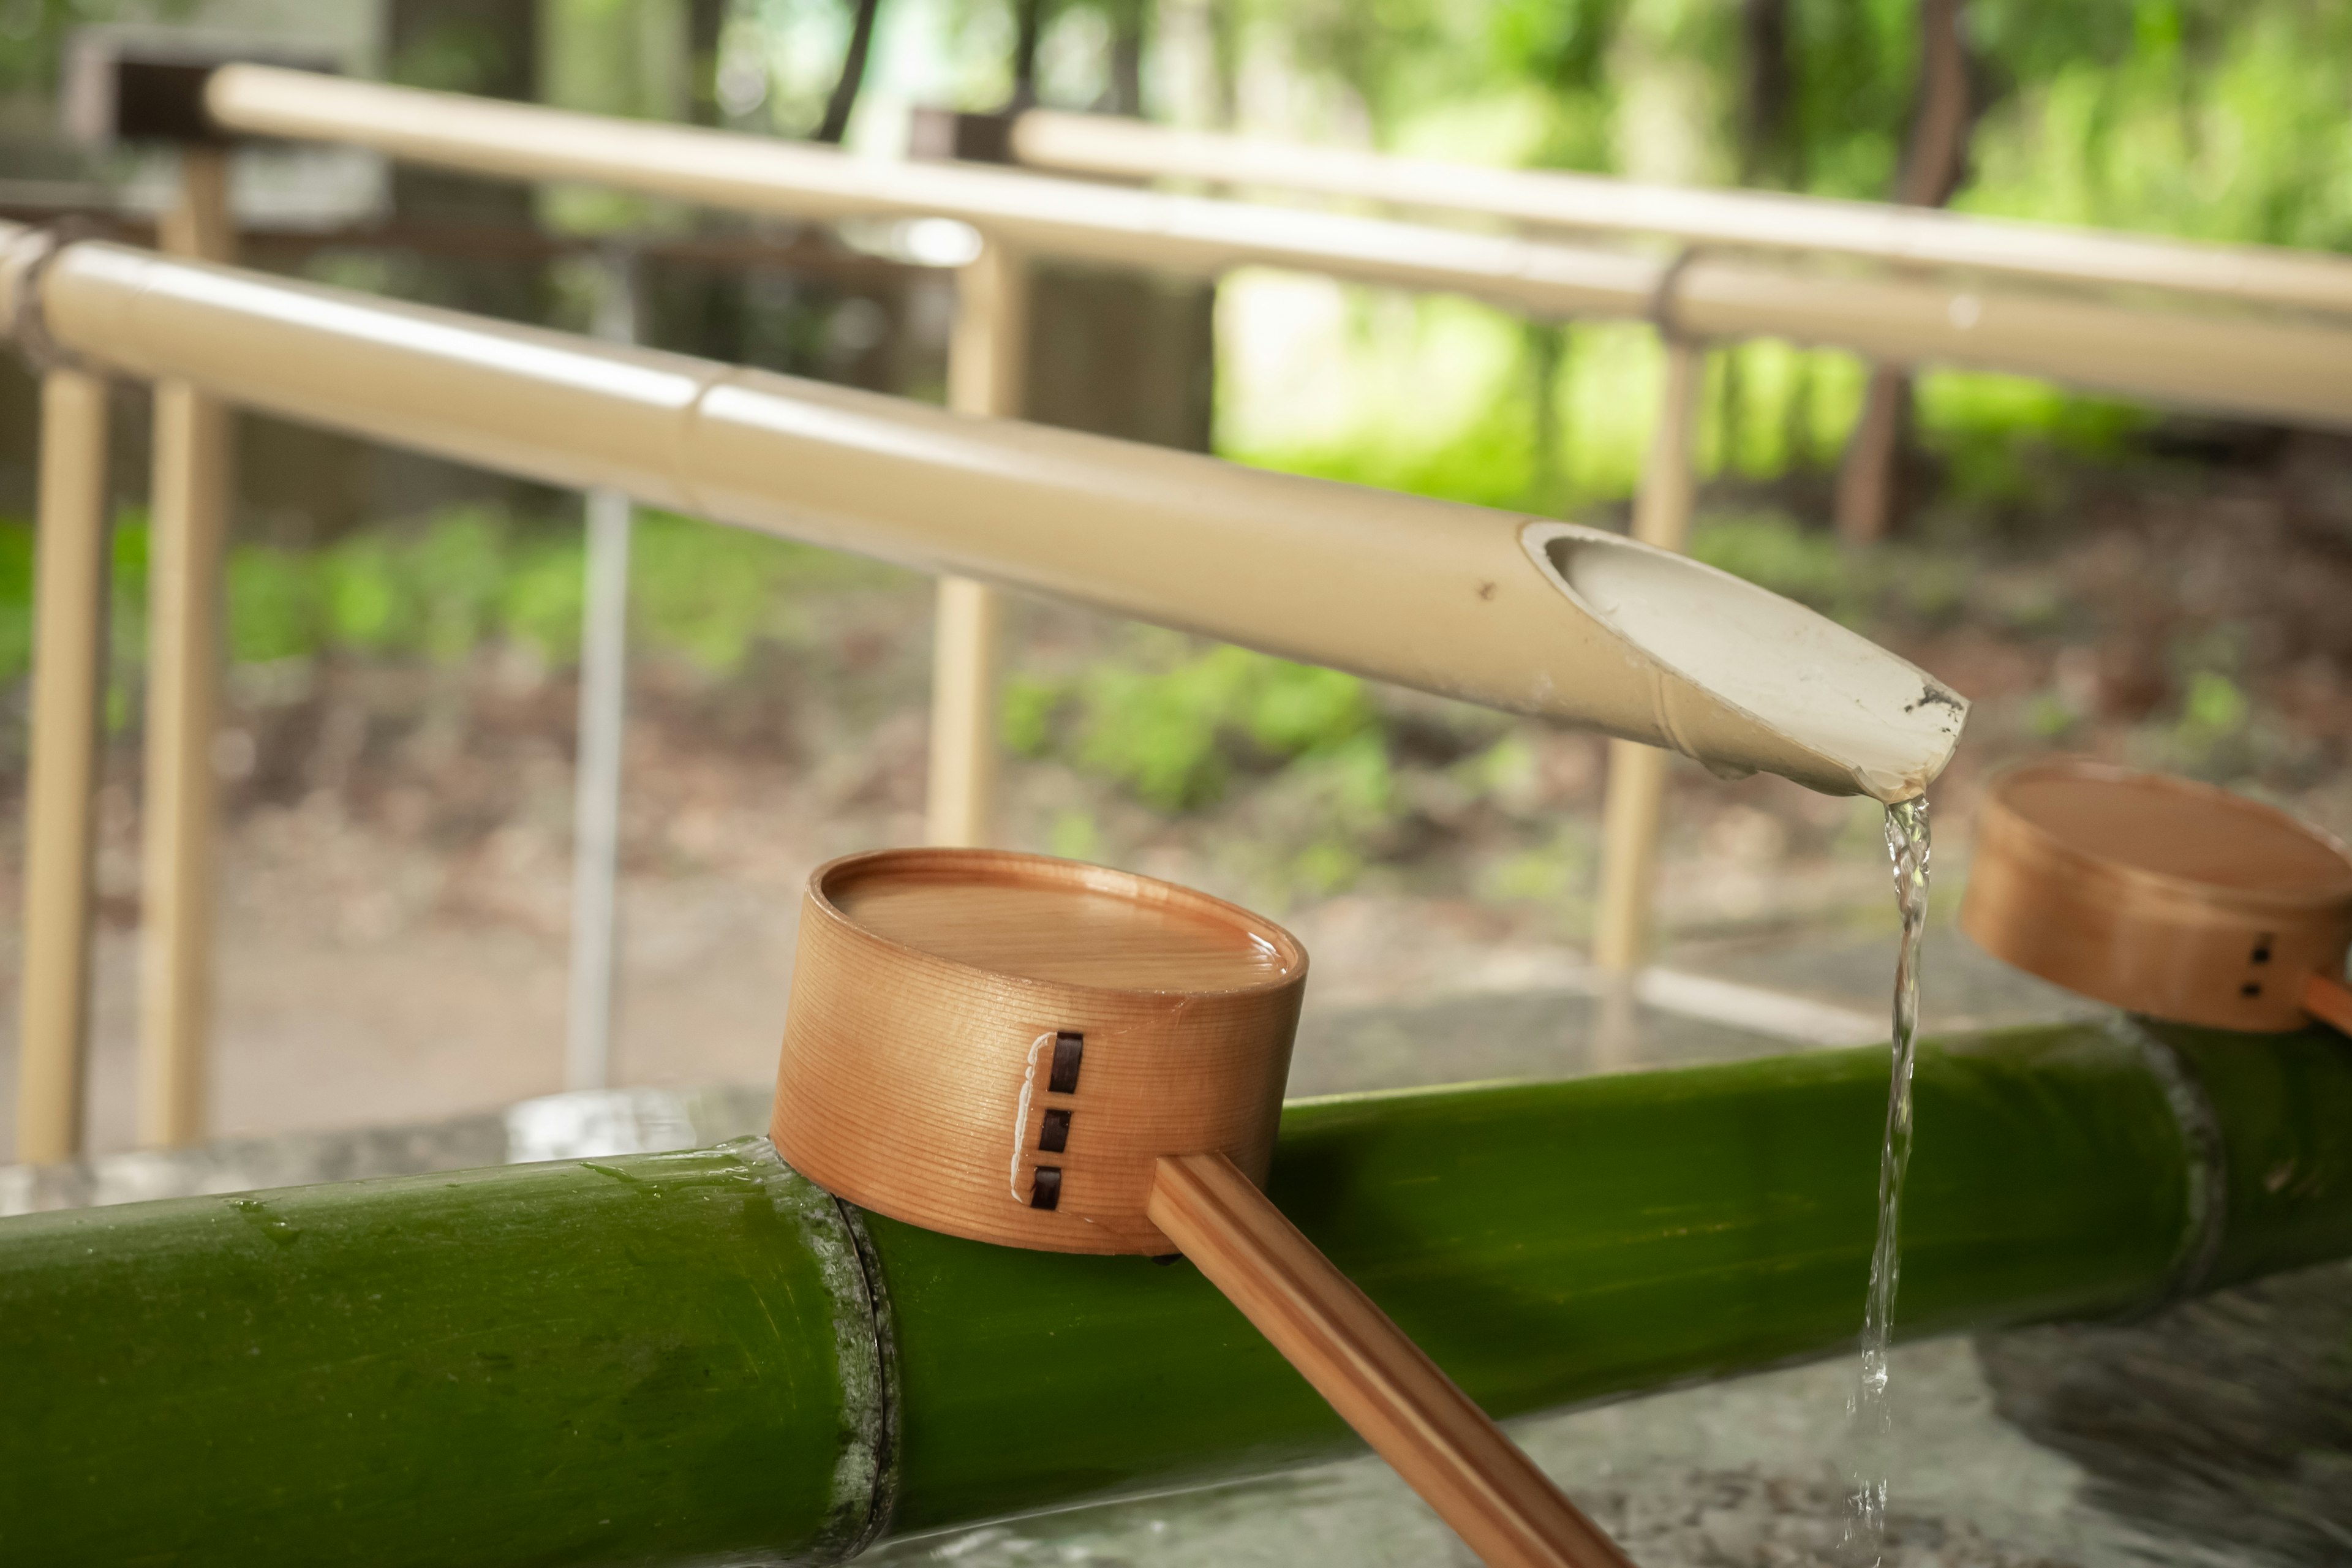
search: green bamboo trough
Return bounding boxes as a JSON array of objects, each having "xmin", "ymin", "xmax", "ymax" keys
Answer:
[{"xmin": 4, "ymin": 1017, "xmax": 2350, "ymax": 1566}]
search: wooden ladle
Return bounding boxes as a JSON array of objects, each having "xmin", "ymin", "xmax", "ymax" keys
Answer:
[
  {"xmin": 1961, "ymin": 759, "xmax": 2352, "ymax": 1035},
  {"xmin": 771, "ymin": 848, "xmax": 1633, "ymax": 1568}
]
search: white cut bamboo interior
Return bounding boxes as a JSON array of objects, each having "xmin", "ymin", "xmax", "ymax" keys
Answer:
[
  {"xmin": 1, "ymin": 230, "xmax": 1965, "ymax": 802},
  {"xmin": 136, "ymin": 150, "xmax": 234, "ymax": 1150},
  {"xmin": 1008, "ymin": 108, "xmax": 2352, "ymax": 318},
  {"xmin": 200, "ymin": 67, "xmax": 2352, "ymax": 434},
  {"xmin": 926, "ymin": 240, "xmax": 1030, "ymax": 849},
  {"xmin": 1593, "ymin": 340, "xmax": 1706, "ymax": 974},
  {"xmin": 16, "ymin": 368, "xmax": 110, "ymax": 1164}
]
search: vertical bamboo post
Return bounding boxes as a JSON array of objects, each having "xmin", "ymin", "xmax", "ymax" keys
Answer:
[
  {"xmin": 1591, "ymin": 335, "xmax": 1705, "ymax": 975},
  {"xmin": 925, "ymin": 236, "xmax": 1029, "ymax": 848},
  {"xmin": 137, "ymin": 146, "xmax": 235, "ymax": 1148},
  {"xmin": 15, "ymin": 368, "xmax": 111, "ymax": 1164},
  {"xmin": 564, "ymin": 248, "xmax": 637, "ymax": 1093}
]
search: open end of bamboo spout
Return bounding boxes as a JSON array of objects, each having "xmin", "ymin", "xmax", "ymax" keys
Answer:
[{"xmin": 1523, "ymin": 523, "xmax": 1966, "ymax": 803}]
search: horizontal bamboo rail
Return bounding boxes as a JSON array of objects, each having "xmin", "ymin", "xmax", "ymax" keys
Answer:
[
  {"xmin": 1007, "ymin": 108, "xmax": 2352, "ymax": 318},
  {"xmin": 2, "ymin": 1019, "xmax": 2347, "ymax": 1562},
  {"xmin": 198, "ymin": 67, "xmax": 2352, "ymax": 432},
  {"xmin": 0, "ymin": 225, "xmax": 1962, "ymax": 801},
  {"xmin": 184, "ymin": 65, "xmax": 2352, "ymax": 993}
]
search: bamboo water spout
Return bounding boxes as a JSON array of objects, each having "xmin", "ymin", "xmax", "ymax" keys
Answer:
[
  {"xmin": 2, "ymin": 1021, "xmax": 2349, "ymax": 1565},
  {"xmin": 0, "ymin": 224, "xmax": 1962, "ymax": 801}
]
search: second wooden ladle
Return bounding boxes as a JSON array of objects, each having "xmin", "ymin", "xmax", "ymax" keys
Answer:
[
  {"xmin": 771, "ymin": 848, "xmax": 1634, "ymax": 1568},
  {"xmin": 1961, "ymin": 759, "xmax": 2352, "ymax": 1035}
]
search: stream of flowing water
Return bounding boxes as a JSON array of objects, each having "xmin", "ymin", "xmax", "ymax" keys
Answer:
[{"xmin": 1841, "ymin": 794, "xmax": 1932, "ymax": 1566}]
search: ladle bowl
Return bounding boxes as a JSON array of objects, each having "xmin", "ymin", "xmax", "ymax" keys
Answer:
[
  {"xmin": 771, "ymin": 848, "xmax": 1633, "ymax": 1568},
  {"xmin": 772, "ymin": 848, "xmax": 1305, "ymax": 1254},
  {"xmin": 1961, "ymin": 759, "xmax": 2352, "ymax": 1033}
]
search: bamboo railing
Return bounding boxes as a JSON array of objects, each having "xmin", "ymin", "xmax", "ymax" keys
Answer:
[
  {"xmin": 1005, "ymin": 107, "xmax": 2352, "ymax": 314},
  {"xmin": 990, "ymin": 107, "xmax": 2352, "ymax": 981},
  {"xmin": 16, "ymin": 65, "xmax": 2352, "ymax": 1155},
  {"xmin": 4, "ymin": 211, "xmax": 1969, "ymax": 1155}
]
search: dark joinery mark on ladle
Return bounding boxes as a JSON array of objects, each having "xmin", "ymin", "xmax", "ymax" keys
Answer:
[
  {"xmin": 1048, "ymin": 1033, "xmax": 1085, "ymax": 1093},
  {"xmin": 1013, "ymin": 1031, "xmax": 1085, "ymax": 1208}
]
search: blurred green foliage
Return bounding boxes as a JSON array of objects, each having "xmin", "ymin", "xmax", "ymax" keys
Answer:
[
  {"xmin": 1006, "ymin": 638, "xmax": 1381, "ymax": 812},
  {"xmin": 1216, "ymin": 0, "xmax": 2346, "ymax": 518},
  {"xmin": 1687, "ymin": 513, "xmax": 1862, "ymax": 624},
  {"xmin": 0, "ymin": 505, "xmax": 900, "ymax": 695}
]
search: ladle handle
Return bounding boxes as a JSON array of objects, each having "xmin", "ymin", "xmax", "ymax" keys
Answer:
[
  {"xmin": 2307, "ymin": 973, "xmax": 2352, "ymax": 1036},
  {"xmin": 1147, "ymin": 1152, "xmax": 1635, "ymax": 1568}
]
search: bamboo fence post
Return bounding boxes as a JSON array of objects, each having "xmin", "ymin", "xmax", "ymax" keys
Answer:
[
  {"xmin": 564, "ymin": 247, "xmax": 638, "ymax": 1093},
  {"xmin": 137, "ymin": 146, "xmax": 235, "ymax": 1149},
  {"xmin": 1592, "ymin": 334, "xmax": 1706, "ymax": 975},
  {"xmin": 15, "ymin": 368, "xmax": 111, "ymax": 1164},
  {"xmin": 926, "ymin": 237, "xmax": 1029, "ymax": 849}
]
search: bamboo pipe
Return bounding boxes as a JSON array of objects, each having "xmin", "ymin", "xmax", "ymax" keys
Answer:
[
  {"xmin": 1592, "ymin": 339, "xmax": 1706, "ymax": 975},
  {"xmin": 3, "ymin": 1020, "xmax": 2349, "ymax": 1564},
  {"xmin": 198, "ymin": 67, "xmax": 2352, "ymax": 434},
  {"xmin": 137, "ymin": 149, "xmax": 235, "ymax": 1150},
  {"xmin": 0, "ymin": 230, "xmax": 1966, "ymax": 801},
  {"xmin": 1007, "ymin": 108, "xmax": 2352, "ymax": 319},
  {"xmin": 926, "ymin": 240, "xmax": 1029, "ymax": 849},
  {"xmin": 15, "ymin": 368, "xmax": 111, "ymax": 1164}
]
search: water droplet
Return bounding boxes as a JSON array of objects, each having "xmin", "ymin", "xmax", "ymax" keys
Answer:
[{"xmin": 227, "ymin": 1197, "xmax": 302, "ymax": 1246}]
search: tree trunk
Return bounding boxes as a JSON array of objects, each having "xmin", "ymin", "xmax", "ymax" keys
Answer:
[
  {"xmin": 813, "ymin": 0, "xmax": 884, "ymax": 144},
  {"xmin": 1104, "ymin": 0, "xmax": 1147, "ymax": 118},
  {"xmin": 1738, "ymin": 0, "xmax": 1795, "ymax": 187},
  {"xmin": 1010, "ymin": 0, "xmax": 1047, "ymax": 110},
  {"xmin": 685, "ymin": 0, "xmax": 726, "ymax": 126},
  {"xmin": 1834, "ymin": 0, "xmax": 1973, "ymax": 543}
]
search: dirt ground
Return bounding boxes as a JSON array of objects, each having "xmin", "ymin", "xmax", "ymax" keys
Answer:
[{"xmin": 2, "ymin": 427, "xmax": 2350, "ymax": 1161}]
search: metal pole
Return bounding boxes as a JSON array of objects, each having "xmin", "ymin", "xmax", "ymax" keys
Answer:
[
  {"xmin": 15, "ymin": 368, "xmax": 111, "ymax": 1164},
  {"xmin": 926, "ymin": 237, "xmax": 1029, "ymax": 848},
  {"xmin": 136, "ymin": 146, "xmax": 235, "ymax": 1148},
  {"xmin": 564, "ymin": 249, "xmax": 637, "ymax": 1093},
  {"xmin": 1591, "ymin": 334, "xmax": 1705, "ymax": 975}
]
